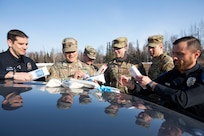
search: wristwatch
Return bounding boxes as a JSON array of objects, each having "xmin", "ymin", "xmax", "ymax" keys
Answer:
[
  {"xmin": 11, "ymin": 68, "xmax": 16, "ymax": 79},
  {"xmin": 146, "ymin": 81, "xmax": 154, "ymax": 91}
]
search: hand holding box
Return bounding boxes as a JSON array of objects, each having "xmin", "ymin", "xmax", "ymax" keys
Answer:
[{"xmin": 129, "ymin": 65, "xmax": 142, "ymax": 78}]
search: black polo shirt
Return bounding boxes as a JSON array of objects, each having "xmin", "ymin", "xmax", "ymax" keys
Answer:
[
  {"xmin": 154, "ymin": 63, "xmax": 204, "ymax": 122},
  {"xmin": 0, "ymin": 49, "xmax": 38, "ymax": 79}
]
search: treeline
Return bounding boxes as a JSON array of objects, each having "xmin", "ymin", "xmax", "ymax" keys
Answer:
[
  {"xmin": 26, "ymin": 21, "xmax": 204, "ymax": 64},
  {"xmin": 27, "ymin": 43, "xmax": 204, "ymax": 65}
]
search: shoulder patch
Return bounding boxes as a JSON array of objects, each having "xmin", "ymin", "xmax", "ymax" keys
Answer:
[{"xmin": 27, "ymin": 62, "xmax": 32, "ymax": 70}]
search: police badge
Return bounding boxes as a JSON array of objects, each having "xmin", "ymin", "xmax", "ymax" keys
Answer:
[
  {"xmin": 186, "ymin": 77, "xmax": 196, "ymax": 87},
  {"xmin": 27, "ymin": 62, "xmax": 32, "ymax": 71}
]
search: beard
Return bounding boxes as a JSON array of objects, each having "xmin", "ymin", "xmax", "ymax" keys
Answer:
[{"xmin": 174, "ymin": 59, "xmax": 194, "ymax": 72}]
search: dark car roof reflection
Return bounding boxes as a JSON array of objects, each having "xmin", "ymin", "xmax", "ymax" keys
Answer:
[{"xmin": 0, "ymin": 81, "xmax": 204, "ymax": 136}]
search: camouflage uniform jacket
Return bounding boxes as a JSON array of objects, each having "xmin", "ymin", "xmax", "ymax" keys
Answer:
[
  {"xmin": 148, "ymin": 52, "xmax": 174, "ymax": 80},
  {"xmin": 104, "ymin": 54, "xmax": 146, "ymax": 94},
  {"xmin": 89, "ymin": 64, "xmax": 99, "ymax": 74},
  {"xmin": 48, "ymin": 59, "xmax": 93, "ymax": 81}
]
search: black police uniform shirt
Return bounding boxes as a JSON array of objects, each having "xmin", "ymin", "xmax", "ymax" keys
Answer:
[
  {"xmin": 132, "ymin": 62, "xmax": 204, "ymax": 122},
  {"xmin": 0, "ymin": 49, "xmax": 38, "ymax": 79},
  {"xmin": 154, "ymin": 63, "xmax": 204, "ymax": 122}
]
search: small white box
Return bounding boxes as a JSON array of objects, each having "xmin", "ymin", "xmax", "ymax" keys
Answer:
[
  {"xmin": 29, "ymin": 66, "xmax": 50, "ymax": 80},
  {"xmin": 129, "ymin": 65, "xmax": 142, "ymax": 78}
]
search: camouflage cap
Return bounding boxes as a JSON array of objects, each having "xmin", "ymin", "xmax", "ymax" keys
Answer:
[
  {"xmin": 112, "ymin": 37, "xmax": 128, "ymax": 48},
  {"xmin": 62, "ymin": 37, "xmax": 78, "ymax": 52},
  {"xmin": 84, "ymin": 45, "xmax": 97, "ymax": 60},
  {"xmin": 147, "ymin": 35, "xmax": 163, "ymax": 47}
]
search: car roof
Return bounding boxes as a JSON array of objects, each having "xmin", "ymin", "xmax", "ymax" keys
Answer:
[{"xmin": 0, "ymin": 81, "xmax": 203, "ymax": 136}]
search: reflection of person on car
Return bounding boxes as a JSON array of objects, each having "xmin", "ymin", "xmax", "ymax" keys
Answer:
[
  {"xmin": 79, "ymin": 90, "xmax": 91, "ymax": 105},
  {"xmin": 135, "ymin": 109, "xmax": 164, "ymax": 129},
  {"xmin": 133, "ymin": 100, "xmax": 164, "ymax": 128},
  {"xmin": 102, "ymin": 92, "xmax": 132, "ymax": 117},
  {"xmin": 104, "ymin": 104, "xmax": 119, "ymax": 117},
  {"xmin": 132, "ymin": 99, "xmax": 151, "ymax": 110},
  {"xmin": 131, "ymin": 98, "xmax": 164, "ymax": 128},
  {"xmin": 57, "ymin": 92, "xmax": 75, "ymax": 110},
  {"xmin": 115, "ymin": 93, "xmax": 134, "ymax": 109},
  {"xmin": 56, "ymin": 88, "xmax": 83, "ymax": 110},
  {"xmin": 135, "ymin": 111, "xmax": 152, "ymax": 128},
  {"xmin": 158, "ymin": 119, "xmax": 182, "ymax": 136},
  {"xmin": 102, "ymin": 92, "xmax": 122, "ymax": 117},
  {"xmin": 0, "ymin": 81, "xmax": 32, "ymax": 110},
  {"xmin": 158, "ymin": 112, "xmax": 204, "ymax": 136},
  {"xmin": 2, "ymin": 92, "xmax": 23, "ymax": 110},
  {"xmin": 102, "ymin": 92, "xmax": 132, "ymax": 106}
]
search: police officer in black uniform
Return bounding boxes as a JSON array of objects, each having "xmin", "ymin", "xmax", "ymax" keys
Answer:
[
  {"xmin": 0, "ymin": 29, "xmax": 45, "ymax": 81},
  {"xmin": 120, "ymin": 36, "xmax": 204, "ymax": 122}
]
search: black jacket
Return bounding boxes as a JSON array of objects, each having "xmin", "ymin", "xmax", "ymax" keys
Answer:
[
  {"xmin": 134, "ymin": 63, "xmax": 204, "ymax": 122},
  {"xmin": 0, "ymin": 49, "xmax": 45, "ymax": 81}
]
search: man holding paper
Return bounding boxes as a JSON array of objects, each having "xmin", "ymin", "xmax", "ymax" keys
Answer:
[
  {"xmin": 104, "ymin": 37, "xmax": 146, "ymax": 94},
  {"xmin": 47, "ymin": 37, "xmax": 93, "ymax": 81},
  {"xmin": 0, "ymin": 29, "xmax": 45, "ymax": 81},
  {"xmin": 120, "ymin": 36, "xmax": 204, "ymax": 122}
]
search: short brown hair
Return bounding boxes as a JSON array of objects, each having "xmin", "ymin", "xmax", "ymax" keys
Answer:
[{"xmin": 173, "ymin": 36, "xmax": 201, "ymax": 52}]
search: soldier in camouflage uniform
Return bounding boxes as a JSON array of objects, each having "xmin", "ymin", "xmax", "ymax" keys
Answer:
[
  {"xmin": 147, "ymin": 35, "xmax": 174, "ymax": 80},
  {"xmin": 47, "ymin": 37, "xmax": 93, "ymax": 81},
  {"xmin": 104, "ymin": 37, "xmax": 146, "ymax": 94},
  {"xmin": 83, "ymin": 45, "xmax": 99, "ymax": 74}
]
